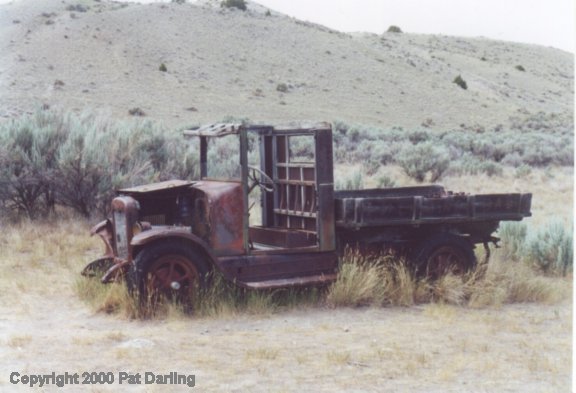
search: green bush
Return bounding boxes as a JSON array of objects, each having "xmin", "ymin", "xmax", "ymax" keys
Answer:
[
  {"xmin": 386, "ymin": 25, "xmax": 402, "ymax": 33},
  {"xmin": 526, "ymin": 220, "xmax": 573, "ymax": 276},
  {"xmin": 498, "ymin": 222, "xmax": 528, "ymax": 261},
  {"xmin": 453, "ymin": 75, "xmax": 468, "ymax": 90},
  {"xmin": 276, "ymin": 83, "xmax": 288, "ymax": 93},
  {"xmin": 0, "ymin": 110, "xmax": 67, "ymax": 219},
  {"xmin": 397, "ymin": 142, "xmax": 450, "ymax": 182},
  {"xmin": 335, "ymin": 169, "xmax": 363, "ymax": 190}
]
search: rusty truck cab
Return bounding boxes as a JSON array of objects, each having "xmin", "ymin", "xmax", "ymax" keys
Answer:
[{"xmin": 181, "ymin": 123, "xmax": 338, "ymax": 288}]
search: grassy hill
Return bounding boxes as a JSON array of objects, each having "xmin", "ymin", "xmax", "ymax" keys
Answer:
[{"xmin": 0, "ymin": 0, "xmax": 573, "ymax": 130}]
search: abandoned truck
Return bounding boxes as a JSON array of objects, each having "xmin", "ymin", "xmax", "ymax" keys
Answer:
[{"xmin": 83, "ymin": 122, "xmax": 532, "ymax": 302}]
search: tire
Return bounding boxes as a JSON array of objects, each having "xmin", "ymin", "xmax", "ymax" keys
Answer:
[
  {"xmin": 411, "ymin": 233, "xmax": 476, "ymax": 279},
  {"xmin": 129, "ymin": 240, "xmax": 211, "ymax": 308}
]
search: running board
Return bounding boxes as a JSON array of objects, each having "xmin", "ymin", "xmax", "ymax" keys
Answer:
[{"xmin": 242, "ymin": 273, "xmax": 338, "ymax": 289}]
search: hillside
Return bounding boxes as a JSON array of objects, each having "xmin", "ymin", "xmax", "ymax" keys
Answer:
[{"xmin": 0, "ymin": 0, "xmax": 573, "ymax": 130}]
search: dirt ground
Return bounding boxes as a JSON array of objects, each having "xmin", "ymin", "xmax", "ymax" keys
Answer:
[{"xmin": 0, "ymin": 273, "xmax": 571, "ymax": 392}]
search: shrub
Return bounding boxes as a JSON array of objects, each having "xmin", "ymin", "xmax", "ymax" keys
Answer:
[
  {"xmin": 514, "ymin": 164, "xmax": 532, "ymax": 178},
  {"xmin": 335, "ymin": 169, "xmax": 363, "ymax": 190},
  {"xmin": 515, "ymin": 65, "xmax": 526, "ymax": 72},
  {"xmin": 66, "ymin": 4, "xmax": 89, "ymax": 12},
  {"xmin": 397, "ymin": 142, "xmax": 450, "ymax": 182},
  {"xmin": 159, "ymin": 63, "xmax": 167, "ymax": 72},
  {"xmin": 128, "ymin": 107, "xmax": 146, "ymax": 117},
  {"xmin": 453, "ymin": 75, "xmax": 468, "ymax": 90},
  {"xmin": 221, "ymin": 0, "xmax": 246, "ymax": 11},
  {"xmin": 0, "ymin": 110, "xmax": 67, "ymax": 219},
  {"xmin": 526, "ymin": 220, "xmax": 573, "ymax": 276},
  {"xmin": 498, "ymin": 222, "xmax": 528, "ymax": 261},
  {"xmin": 0, "ymin": 109, "xmax": 198, "ymax": 219},
  {"xmin": 376, "ymin": 175, "xmax": 396, "ymax": 188},
  {"xmin": 276, "ymin": 83, "xmax": 288, "ymax": 93},
  {"xmin": 386, "ymin": 25, "xmax": 402, "ymax": 33}
]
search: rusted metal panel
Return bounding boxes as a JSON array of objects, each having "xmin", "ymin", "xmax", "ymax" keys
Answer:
[
  {"xmin": 249, "ymin": 226, "xmax": 317, "ymax": 248},
  {"xmin": 217, "ymin": 250, "xmax": 338, "ymax": 286},
  {"xmin": 244, "ymin": 273, "xmax": 337, "ymax": 289},
  {"xmin": 190, "ymin": 180, "xmax": 245, "ymax": 257},
  {"xmin": 131, "ymin": 226, "xmax": 218, "ymax": 261},
  {"xmin": 118, "ymin": 180, "xmax": 194, "ymax": 194}
]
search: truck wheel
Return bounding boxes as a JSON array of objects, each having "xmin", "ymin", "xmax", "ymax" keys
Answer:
[
  {"xmin": 129, "ymin": 241, "xmax": 211, "ymax": 308},
  {"xmin": 411, "ymin": 233, "xmax": 476, "ymax": 279}
]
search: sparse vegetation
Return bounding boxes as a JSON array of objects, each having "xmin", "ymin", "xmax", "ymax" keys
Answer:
[
  {"xmin": 66, "ymin": 4, "xmax": 89, "ymax": 12},
  {"xmin": 158, "ymin": 63, "xmax": 167, "ymax": 72},
  {"xmin": 221, "ymin": 0, "xmax": 247, "ymax": 11},
  {"xmin": 1, "ymin": 110, "xmax": 572, "ymax": 221},
  {"xmin": 515, "ymin": 65, "xmax": 526, "ymax": 72}
]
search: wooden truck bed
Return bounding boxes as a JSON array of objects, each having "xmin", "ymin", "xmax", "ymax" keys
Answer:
[{"xmin": 334, "ymin": 186, "xmax": 532, "ymax": 228}]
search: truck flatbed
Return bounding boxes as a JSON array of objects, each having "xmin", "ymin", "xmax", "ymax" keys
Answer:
[{"xmin": 335, "ymin": 186, "xmax": 532, "ymax": 228}]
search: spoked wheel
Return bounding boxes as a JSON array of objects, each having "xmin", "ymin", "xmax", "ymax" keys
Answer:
[
  {"xmin": 145, "ymin": 254, "xmax": 200, "ymax": 302},
  {"xmin": 129, "ymin": 241, "xmax": 210, "ymax": 310},
  {"xmin": 411, "ymin": 233, "xmax": 476, "ymax": 279}
]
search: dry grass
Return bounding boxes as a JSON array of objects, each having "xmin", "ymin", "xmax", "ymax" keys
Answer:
[
  {"xmin": 0, "ymin": 194, "xmax": 569, "ymax": 323},
  {"xmin": 70, "ymin": 234, "xmax": 571, "ymax": 320},
  {"xmin": 327, "ymin": 247, "xmax": 570, "ymax": 310}
]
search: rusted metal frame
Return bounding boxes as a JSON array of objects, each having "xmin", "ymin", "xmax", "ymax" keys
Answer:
[
  {"xmin": 258, "ymin": 130, "xmax": 276, "ymax": 228},
  {"xmin": 239, "ymin": 126, "xmax": 250, "ymax": 253},
  {"xmin": 200, "ymin": 136, "xmax": 208, "ymax": 178},
  {"xmin": 314, "ymin": 127, "xmax": 336, "ymax": 251}
]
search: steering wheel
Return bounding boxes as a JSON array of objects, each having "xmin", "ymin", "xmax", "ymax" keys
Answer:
[{"xmin": 247, "ymin": 165, "xmax": 274, "ymax": 193}]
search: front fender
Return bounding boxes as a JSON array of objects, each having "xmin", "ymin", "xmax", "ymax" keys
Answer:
[
  {"xmin": 90, "ymin": 219, "xmax": 114, "ymax": 258},
  {"xmin": 130, "ymin": 226, "xmax": 219, "ymax": 267}
]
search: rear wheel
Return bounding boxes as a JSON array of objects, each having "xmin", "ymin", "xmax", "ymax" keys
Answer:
[
  {"xmin": 411, "ymin": 233, "xmax": 476, "ymax": 279},
  {"xmin": 129, "ymin": 241, "xmax": 210, "ymax": 309}
]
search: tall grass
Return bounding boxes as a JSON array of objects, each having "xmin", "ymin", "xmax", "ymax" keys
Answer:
[{"xmin": 76, "ymin": 237, "xmax": 571, "ymax": 320}]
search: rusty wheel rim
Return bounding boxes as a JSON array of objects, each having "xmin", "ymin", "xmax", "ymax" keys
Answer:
[
  {"xmin": 145, "ymin": 255, "xmax": 199, "ymax": 302},
  {"xmin": 425, "ymin": 246, "xmax": 467, "ymax": 279}
]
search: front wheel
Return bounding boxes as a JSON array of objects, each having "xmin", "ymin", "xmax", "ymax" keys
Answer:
[
  {"xmin": 129, "ymin": 241, "xmax": 211, "ymax": 309},
  {"xmin": 411, "ymin": 233, "xmax": 476, "ymax": 279}
]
